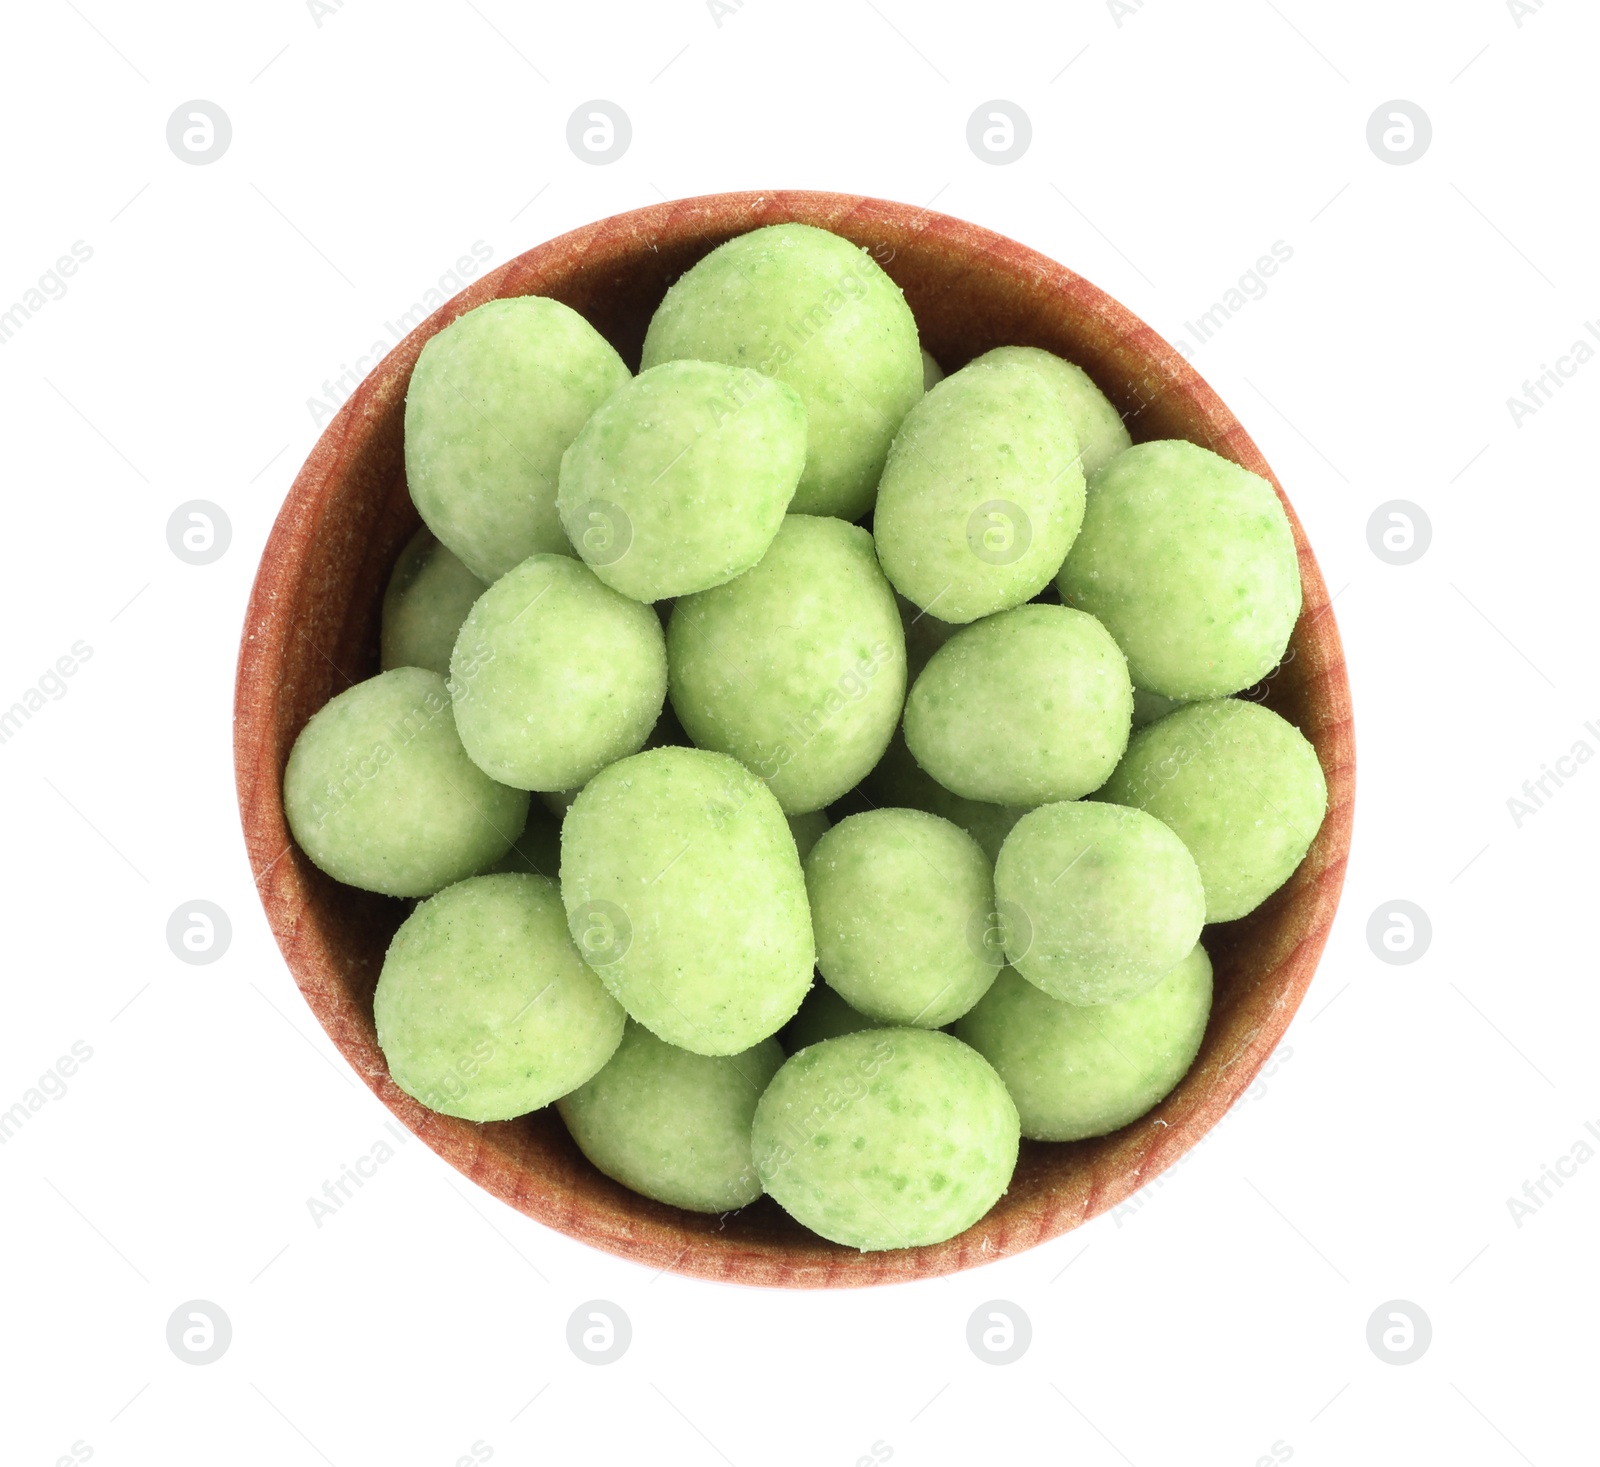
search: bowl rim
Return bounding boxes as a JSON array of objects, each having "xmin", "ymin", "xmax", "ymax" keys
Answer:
[{"xmin": 234, "ymin": 187, "xmax": 1354, "ymax": 1289}]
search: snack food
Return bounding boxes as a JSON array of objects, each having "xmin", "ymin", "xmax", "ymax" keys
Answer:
[
  {"xmin": 805, "ymin": 808, "xmax": 998, "ymax": 1027},
  {"xmin": 994, "ymin": 800, "xmax": 1205, "ymax": 1005},
  {"xmin": 874, "ymin": 354, "xmax": 1086, "ymax": 624},
  {"xmin": 641, "ymin": 223, "xmax": 923, "ymax": 520},
  {"xmin": 1058, "ymin": 440, "xmax": 1301, "ymax": 701},
  {"xmin": 558, "ymin": 1021, "xmax": 783, "ymax": 1212},
  {"xmin": 752, "ymin": 1028, "xmax": 1019, "ymax": 1251},
  {"xmin": 1132, "ymin": 687, "xmax": 1183, "ymax": 729},
  {"xmin": 954, "ymin": 946, "xmax": 1212, "ymax": 1141},
  {"xmin": 379, "ymin": 526, "xmax": 486, "ymax": 678},
  {"xmin": 557, "ymin": 359, "xmax": 806, "ymax": 602},
  {"xmin": 484, "ymin": 803, "xmax": 563, "ymax": 879},
  {"xmin": 785, "ymin": 810, "xmax": 831, "ymax": 862},
  {"xmin": 449, "ymin": 554, "xmax": 667, "ymax": 792},
  {"xmin": 274, "ymin": 214, "xmax": 1335, "ymax": 1261},
  {"xmin": 374, "ymin": 873, "xmax": 625, "ymax": 1120},
  {"xmin": 968, "ymin": 344, "xmax": 1132, "ymax": 479},
  {"xmin": 283, "ymin": 667, "xmax": 527, "ymax": 897},
  {"xmin": 559, "ymin": 746, "xmax": 814, "ymax": 1054},
  {"xmin": 668, "ymin": 515, "xmax": 906, "ymax": 813},
  {"xmin": 1096, "ymin": 698, "xmax": 1327, "ymax": 922},
  {"xmin": 903, "ymin": 603, "xmax": 1132, "ymax": 806},
  {"xmin": 406, "ymin": 297, "xmax": 630, "ymax": 581}
]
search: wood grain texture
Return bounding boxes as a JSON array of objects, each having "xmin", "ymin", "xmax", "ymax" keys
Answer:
[{"xmin": 234, "ymin": 189, "xmax": 1354, "ymax": 1289}]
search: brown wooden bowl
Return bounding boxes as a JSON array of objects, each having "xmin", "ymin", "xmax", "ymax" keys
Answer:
[{"xmin": 234, "ymin": 189, "xmax": 1354, "ymax": 1288}]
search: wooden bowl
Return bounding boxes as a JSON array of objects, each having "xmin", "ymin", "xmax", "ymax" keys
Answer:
[{"xmin": 234, "ymin": 189, "xmax": 1354, "ymax": 1288}]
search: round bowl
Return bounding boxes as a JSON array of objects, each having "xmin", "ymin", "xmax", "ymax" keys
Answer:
[{"xmin": 234, "ymin": 189, "xmax": 1354, "ymax": 1288}]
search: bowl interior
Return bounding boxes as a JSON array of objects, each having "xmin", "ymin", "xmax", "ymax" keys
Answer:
[{"xmin": 235, "ymin": 189, "xmax": 1353, "ymax": 1288}]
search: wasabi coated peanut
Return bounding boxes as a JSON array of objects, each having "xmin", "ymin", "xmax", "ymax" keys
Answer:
[
  {"xmin": 557, "ymin": 359, "xmax": 806, "ymax": 602},
  {"xmin": 668, "ymin": 515, "xmax": 906, "ymax": 814},
  {"xmin": 558, "ymin": 1021, "xmax": 784, "ymax": 1213},
  {"xmin": 969, "ymin": 345, "xmax": 1132, "ymax": 480},
  {"xmin": 859, "ymin": 728, "xmax": 1026, "ymax": 864},
  {"xmin": 540, "ymin": 788, "xmax": 579, "ymax": 821},
  {"xmin": 995, "ymin": 801, "xmax": 1205, "ymax": 1005},
  {"xmin": 284, "ymin": 667, "xmax": 527, "ymax": 897},
  {"xmin": 898, "ymin": 592, "xmax": 957, "ymax": 684},
  {"xmin": 874, "ymin": 355, "xmax": 1086, "ymax": 624},
  {"xmin": 920, "ymin": 348, "xmax": 944, "ymax": 391},
  {"xmin": 806, "ymin": 809, "xmax": 997, "ymax": 1028},
  {"xmin": 380, "ymin": 526, "xmax": 487, "ymax": 679},
  {"xmin": 781, "ymin": 982, "xmax": 890, "ymax": 1052},
  {"xmin": 1097, "ymin": 698, "xmax": 1327, "ymax": 922},
  {"xmin": 904, "ymin": 604, "xmax": 1132, "ymax": 806},
  {"xmin": 1132, "ymin": 687, "xmax": 1183, "ymax": 729},
  {"xmin": 640, "ymin": 223, "xmax": 923, "ymax": 520},
  {"xmin": 752, "ymin": 1029, "xmax": 1019, "ymax": 1251},
  {"xmin": 483, "ymin": 802, "xmax": 563, "ymax": 878},
  {"xmin": 785, "ymin": 810, "xmax": 831, "ymax": 862},
  {"xmin": 374, "ymin": 874, "xmax": 625, "ymax": 1121},
  {"xmin": 1057, "ymin": 440, "xmax": 1302, "ymax": 701},
  {"xmin": 953, "ymin": 946, "xmax": 1212, "ymax": 1141},
  {"xmin": 560, "ymin": 746, "xmax": 814, "ymax": 1055},
  {"xmin": 406, "ymin": 297, "xmax": 631, "ymax": 581},
  {"xmin": 450, "ymin": 555, "xmax": 667, "ymax": 791}
]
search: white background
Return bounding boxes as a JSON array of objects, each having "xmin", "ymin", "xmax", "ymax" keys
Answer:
[{"xmin": 2, "ymin": 1, "xmax": 1595, "ymax": 1463}]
